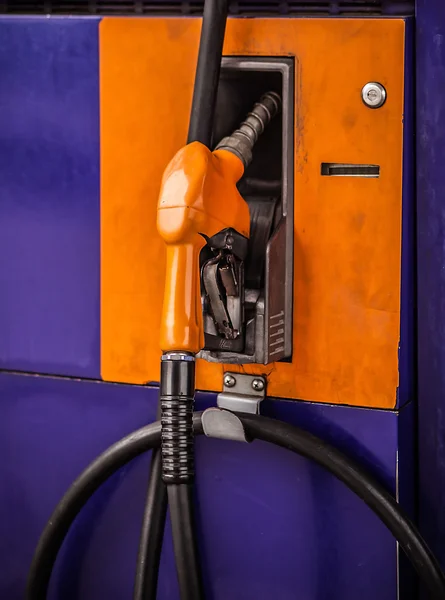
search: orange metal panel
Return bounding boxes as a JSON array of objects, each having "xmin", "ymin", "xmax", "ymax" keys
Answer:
[{"xmin": 100, "ymin": 17, "xmax": 405, "ymax": 408}]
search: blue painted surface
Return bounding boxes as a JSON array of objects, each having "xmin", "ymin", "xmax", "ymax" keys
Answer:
[
  {"xmin": 416, "ymin": 0, "xmax": 445, "ymax": 573},
  {"xmin": 0, "ymin": 372, "xmax": 405, "ymax": 600},
  {"xmin": 398, "ymin": 17, "xmax": 415, "ymax": 408},
  {"xmin": 0, "ymin": 18, "xmax": 100, "ymax": 378},
  {"xmin": 397, "ymin": 400, "xmax": 417, "ymax": 599},
  {"xmin": 397, "ymin": 20, "xmax": 416, "ymax": 587}
]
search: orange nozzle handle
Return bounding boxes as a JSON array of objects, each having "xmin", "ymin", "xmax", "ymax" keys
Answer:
[
  {"xmin": 160, "ymin": 239, "xmax": 205, "ymax": 354},
  {"xmin": 157, "ymin": 142, "xmax": 250, "ymax": 354}
]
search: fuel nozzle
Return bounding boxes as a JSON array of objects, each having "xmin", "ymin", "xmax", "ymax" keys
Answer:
[
  {"xmin": 157, "ymin": 90, "xmax": 281, "ymax": 487},
  {"xmin": 215, "ymin": 91, "xmax": 282, "ymax": 168}
]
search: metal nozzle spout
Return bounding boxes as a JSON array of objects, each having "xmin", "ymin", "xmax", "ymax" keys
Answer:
[{"xmin": 215, "ymin": 91, "xmax": 282, "ymax": 168}]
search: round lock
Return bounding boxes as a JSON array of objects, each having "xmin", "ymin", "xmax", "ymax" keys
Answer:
[{"xmin": 361, "ymin": 82, "xmax": 387, "ymax": 109}]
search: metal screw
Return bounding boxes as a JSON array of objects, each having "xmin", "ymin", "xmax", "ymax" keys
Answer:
[
  {"xmin": 361, "ymin": 82, "xmax": 387, "ymax": 109},
  {"xmin": 224, "ymin": 374, "xmax": 236, "ymax": 388},
  {"xmin": 252, "ymin": 378, "xmax": 265, "ymax": 392}
]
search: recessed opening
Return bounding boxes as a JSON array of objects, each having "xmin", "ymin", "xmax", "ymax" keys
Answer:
[
  {"xmin": 213, "ymin": 66, "xmax": 283, "ymax": 293},
  {"xmin": 213, "ymin": 68, "xmax": 283, "ymax": 187},
  {"xmin": 199, "ymin": 57, "xmax": 294, "ymax": 365},
  {"xmin": 321, "ymin": 163, "xmax": 380, "ymax": 177}
]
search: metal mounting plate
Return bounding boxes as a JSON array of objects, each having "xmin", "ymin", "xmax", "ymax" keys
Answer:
[{"xmin": 217, "ymin": 372, "xmax": 266, "ymax": 414}]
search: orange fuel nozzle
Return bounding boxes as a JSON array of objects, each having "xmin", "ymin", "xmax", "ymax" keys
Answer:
[
  {"xmin": 157, "ymin": 91, "xmax": 281, "ymax": 354},
  {"xmin": 157, "ymin": 143, "xmax": 249, "ymax": 354}
]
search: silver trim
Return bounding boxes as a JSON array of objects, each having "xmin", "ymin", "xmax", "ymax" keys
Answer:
[{"xmin": 161, "ymin": 352, "xmax": 195, "ymax": 361}]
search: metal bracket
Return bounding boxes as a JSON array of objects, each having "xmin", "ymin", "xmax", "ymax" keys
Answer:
[
  {"xmin": 217, "ymin": 372, "xmax": 266, "ymax": 414},
  {"xmin": 201, "ymin": 408, "xmax": 251, "ymax": 443}
]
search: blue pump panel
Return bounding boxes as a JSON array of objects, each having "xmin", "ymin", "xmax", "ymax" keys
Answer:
[
  {"xmin": 0, "ymin": 18, "xmax": 101, "ymax": 378},
  {"xmin": 0, "ymin": 372, "xmax": 409, "ymax": 600}
]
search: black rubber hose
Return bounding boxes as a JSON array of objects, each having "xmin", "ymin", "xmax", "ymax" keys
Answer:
[
  {"xmin": 133, "ymin": 447, "xmax": 166, "ymax": 600},
  {"xmin": 187, "ymin": 0, "xmax": 228, "ymax": 146},
  {"xmin": 168, "ymin": 484, "xmax": 204, "ymax": 600},
  {"xmin": 27, "ymin": 412, "xmax": 445, "ymax": 600},
  {"xmin": 26, "ymin": 420, "xmax": 164, "ymax": 600},
  {"xmin": 160, "ymin": 356, "xmax": 204, "ymax": 600},
  {"xmin": 240, "ymin": 413, "xmax": 445, "ymax": 599},
  {"xmin": 135, "ymin": 1, "xmax": 229, "ymax": 595}
]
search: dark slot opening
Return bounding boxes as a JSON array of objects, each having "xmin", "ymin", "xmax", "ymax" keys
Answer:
[
  {"xmin": 213, "ymin": 68, "xmax": 283, "ymax": 185},
  {"xmin": 321, "ymin": 163, "xmax": 380, "ymax": 177}
]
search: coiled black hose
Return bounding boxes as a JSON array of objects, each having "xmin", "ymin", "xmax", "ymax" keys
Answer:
[{"xmin": 27, "ymin": 412, "xmax": 445, "ymax": 600}]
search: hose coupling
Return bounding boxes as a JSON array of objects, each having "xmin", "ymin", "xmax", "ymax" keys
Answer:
[
  {"xmin": 160, "ymin": 352, "xmax": 196, "ymax": 484},
  {"xmin": 215, "ymin": 91, "xmax": 281, "ymax": 168}
]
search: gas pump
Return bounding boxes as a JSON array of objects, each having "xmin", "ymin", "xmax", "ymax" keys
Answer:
[{"xmin": 25, "ymin": 1, "xmax": 445, "ymax": 599}]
